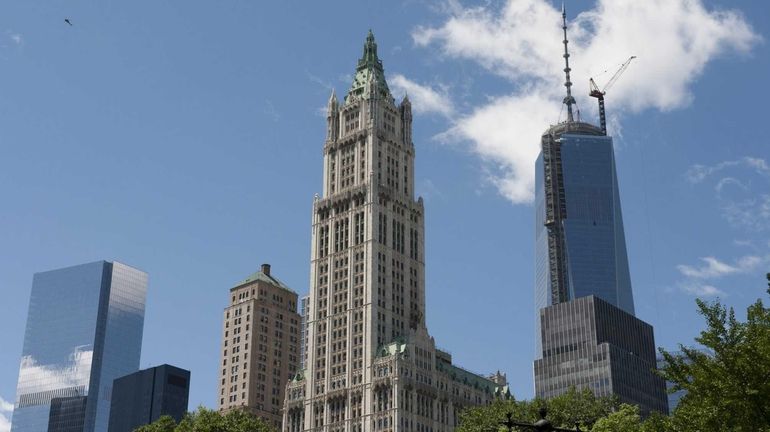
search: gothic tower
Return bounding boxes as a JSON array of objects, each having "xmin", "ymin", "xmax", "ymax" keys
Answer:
[{"xmin": 284, "ymin": 32, "xmax": 505, "ymax": 432}]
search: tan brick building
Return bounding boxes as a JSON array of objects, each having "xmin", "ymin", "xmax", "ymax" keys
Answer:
[{"xmin": 218, "ymin": 264, "xmax": 300, "ymax": 427}]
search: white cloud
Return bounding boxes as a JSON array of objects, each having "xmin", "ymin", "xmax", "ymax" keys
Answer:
[
  {"xmin": 9, "ymin": 33, "xmax": 22, "ymax": 46},
  {"xmin": 443, "ymin": 91, "xmax": 555, "ymax": 203},
  {"xmin": 412, "ymin": 0, "xmax": 760, "ymax": 203},
  {"xmin": 686, "ymin": 157, "xmax": 770, "ymax": 184},
  {"xmin": 679, "ymin": 282, "xmax": 727, "ymax": 298},
  {"xmin": 16, "ymin": 348, "xmax": 93, "ymax": 396},
  {"xmin": 721, "ymin": 194, "xmax": 770, "ymax": 232},
  {"xmin": 0, "ymin": 396, "xmax": 12, "ymax": 432},
  {"xmin": 676, "ymin": 254, "xmax": 768, "ymax": 297},
  {"xmin": 686, "ymin": 158, "xmax": 770, "ymax": 231},
  {"xmin": 389, "ymin": 75, "xmax": 454, "ymax": 117},
  {"xmin": 677, "ymin": 255, "xmax": 763, "ymax": 279}
]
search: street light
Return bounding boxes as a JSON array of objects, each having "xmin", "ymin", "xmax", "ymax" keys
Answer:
[{"xmin": 500, "ymin": 407, "xmax": 581, "ymax": 432}]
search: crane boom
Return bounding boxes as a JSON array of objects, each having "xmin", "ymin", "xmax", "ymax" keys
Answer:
[
  {"xmin": 589, "ymin": 56, "xmax": 636, "ymax": 135},
  {"xmin": 604, "ymin": 56, "xmax": 636, "ymax": 93}
]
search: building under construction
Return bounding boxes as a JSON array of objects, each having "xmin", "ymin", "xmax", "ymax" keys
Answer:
[{"xmin": 532, "ymin": 6, "xmax": 667, "ymax": 416}]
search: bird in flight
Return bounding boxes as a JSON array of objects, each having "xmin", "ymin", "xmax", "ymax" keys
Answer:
[{"xmin": 64, "ymin": 18, "xmax": 73, "ymax": 26}]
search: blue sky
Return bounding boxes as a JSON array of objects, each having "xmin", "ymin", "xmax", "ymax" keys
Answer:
[{"xmin": 1, "ymin": 0, "xmax": 769, "ymax": 427}]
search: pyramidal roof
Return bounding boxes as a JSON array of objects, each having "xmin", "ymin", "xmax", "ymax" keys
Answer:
[
  {"xmin": 346, "ymin": 30, "xmax": 392, "ymax": 101},
  {"xmin": 232, "ymin": 269, "xmax": 296, "ymax": 294}
]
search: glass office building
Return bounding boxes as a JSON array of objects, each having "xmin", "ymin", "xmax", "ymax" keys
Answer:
[
  {"xmin": 534, "ymin": 296, "xmax": 668, "ymax": 415},
  {"xmin": 108, "ymin": 364, "xmax": 190, "ymax": 432},
  {"xmin": 11, "ymin": 261, "xmax": 147, "ymax": 432},
  {"xmin": 535, "ymin": 122, "xmax": 635, "ymax": 356}
]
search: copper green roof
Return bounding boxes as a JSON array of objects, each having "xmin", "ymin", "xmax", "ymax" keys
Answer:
[
  {"xmin": 346, "ymin": 30, "xmax": 392, "ymax": 101},
  {"xmin": 435, "ymin": 356, "xmax": 500, "ymax": 394},
  {"xmin": 376, "ymin": 337, "xmax": 408, "ymax": 358},
  {"xmin": 232, "ymin": 269, "xmax": 296, "ymax": 294}
]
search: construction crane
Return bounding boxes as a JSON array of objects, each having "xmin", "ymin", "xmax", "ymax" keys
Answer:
[{"xmin": 589, "ymin": 56, "xmax": 636, "ymax": 135}]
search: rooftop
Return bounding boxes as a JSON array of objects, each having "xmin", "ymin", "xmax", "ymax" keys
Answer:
[{"xmin": 231, "ymin": 263, "xmax": 296, "ymax": 294}]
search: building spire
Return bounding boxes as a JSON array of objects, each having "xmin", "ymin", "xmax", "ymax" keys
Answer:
[
  {"xmin": 561, "ymin": 3, "xmax": 576, "ymax": 122},
  {"xmin": 346, "ymin": 30, "xmax": 392, "ymax": 101}
]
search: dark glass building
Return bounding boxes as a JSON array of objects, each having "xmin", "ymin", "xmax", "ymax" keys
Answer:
[
  {"xmin": 534, "ymin": 296, "xmax": 668, "ymax": 415},
  {"xmin": 11, "ymin": 261, "xmax": 147, "ymax": 432},
  {"xmin": 108, "ymin": 364, "xmax": 190, "ymax": 432},
  {"xmin": 48, "ymin": 397, "xmax": 87, "ymax": 432}
]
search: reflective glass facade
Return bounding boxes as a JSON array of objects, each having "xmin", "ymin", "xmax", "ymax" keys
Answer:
[
  {"xmin": 108, "ymin": 364, "xmax": 190, "ymax": 432},
  {"xmin": 535, "ymin": 124, "xmax": 634, "ymax": 356},
  {"xmin": 11, "ymin": 261, "xmax": 147, "ymax": 432},
  {"xmin": 534, "ymin": 296, "xmax": 668, "ymax": 416}
]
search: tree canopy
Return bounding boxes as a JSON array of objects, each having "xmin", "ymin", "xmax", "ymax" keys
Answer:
[
  {"xmin": 134, "ymin": 407, "xmax": 276, "ymax": 432},
  {"xmin": 657, "ymin": 273, "xmax": 770, "ymax": 431}
]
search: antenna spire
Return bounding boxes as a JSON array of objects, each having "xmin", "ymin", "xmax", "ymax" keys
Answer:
[{"xmin": 561, "ymin": 4, "xmax": 576, "ymax": 122}]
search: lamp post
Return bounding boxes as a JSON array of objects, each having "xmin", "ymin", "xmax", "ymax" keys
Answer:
[{"xmin": 500, "ymin": 407, "xmax": 581, "ymax": 432}]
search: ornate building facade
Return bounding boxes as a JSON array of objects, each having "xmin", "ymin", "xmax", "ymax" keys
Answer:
[{"xmin": 283, "ymin": 32, "xmax": 507, "ymax": 432}]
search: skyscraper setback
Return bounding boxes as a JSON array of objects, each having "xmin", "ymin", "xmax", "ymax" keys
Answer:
[
  {"xmin": 11, "ymin": 261, "xmax": 147, "ymax": 432},
  {"xmin": 283, "ymin": 32, "xmax": 505, "ymax": 432}
]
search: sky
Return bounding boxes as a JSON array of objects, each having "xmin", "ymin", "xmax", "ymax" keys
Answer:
[{"xmin": 1, "ymin": 0, "xmax": 769, "ymax": 429}]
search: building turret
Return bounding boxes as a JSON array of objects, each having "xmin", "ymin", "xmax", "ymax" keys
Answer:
[
  {"xmin": 326, "ymin": 89, "xmax": 338, "ymax": 141},
  {"xmin": 400, "ymin": 93, "xmax": 412, "ymax": 146}
]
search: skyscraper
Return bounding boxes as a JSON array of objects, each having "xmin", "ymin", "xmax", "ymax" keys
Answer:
[
  {"xmin": 217, "ymin": 264, "xmax": 300, "ymax": 428},
  {"xmin": 532, "ymin": 9, "xmax": 667, "ymax": 415},
  {"xmin": 11, "ymin": 260, "xmax": 147, "ymax": 432},
  {"xmin": 283, "ymin": 32, "xmax": 506, "ymax": 432},
  {"xmin": 108, "ymin": 364, "xmax": 190, "ymax": 432},
  {"xmin": 534, "ymin": 10, "xmax": 634, "ymax": 332}
]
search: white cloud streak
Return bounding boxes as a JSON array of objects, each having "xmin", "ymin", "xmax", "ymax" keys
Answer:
[
  {"xmin": 389, "ymin": 75, "xmax": 454, "ymax": 117},
  {"xmin": 677, "ymin": 255, "xmax": 763, "ymax": 279},
  {"xmin": 679, "ymin": 282, "xmax": 727, "ymax": 297},
  {"xmin": 686, "ymin": 157, "xmax": 770, "ymax": 231},
  {"xmin": 686, "ymin": 157, "xmax": 770, "ymax": 184},
  {"xmin": 0, "ymin": 396, "xmax": 11, "ymax": 432},
  {"xmin": 411, "ymin": 0, "xmax": 760, "ymax": 203},
  {"xmin": 675, "ymin": 254, "xmax": 769, "ymax": 297}
]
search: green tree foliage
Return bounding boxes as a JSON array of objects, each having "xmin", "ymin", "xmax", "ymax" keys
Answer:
[
  {"xmin": 457, "ymin": 387, "xmax": 618, "ymax": 431},
  {"xmin": 134, "ymin": 407, "xmax": 276, "ymax": 432},
  {"xmin": 591, "ymin": 404, "xmax": 641, "ymax": 432},
  {"xmin": 659, "ymin": 273, "xmax": 770, "ymax": 431},
  {"xmin": 134, "ymin": 415, "xmax": 176, "ymax": 432}
]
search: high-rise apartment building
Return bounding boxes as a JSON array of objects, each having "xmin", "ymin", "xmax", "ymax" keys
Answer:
[
  {"xmin": 108, "ymin": 364, "xmax": 190, "ymax": 432},
  {"xmin": 532, "ymin": 9, "xmax": 667, "ymax": 415},
  {"xmin": 11, "ymin": 260, "xmax": 147, "ymax": 432},
  {"xmin": 217, "ymin": 264, "xmax": 300, "ymax": 428},
  {"xmin": 283, "ymin": 32, "xmax": 506, "ymax": 432}
]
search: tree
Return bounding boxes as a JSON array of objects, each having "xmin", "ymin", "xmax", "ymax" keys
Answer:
[
  {"xmin": 591, "ymin": 404, "xmax": 641, "ymax": 432},
  {"xmin": 135, "ymin": 415, "xmax": 176, "ymax": 432},
  {"xmin": 658, "ymin": 273, "xmax": 770, "ymax": 432},
  {"xmin": 135, "ymin": 407, "xmax": 276, "ymax": 432},
  {"xmin": 457, "ymin": 387, "xmax": 618, "ymax": 432}
]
